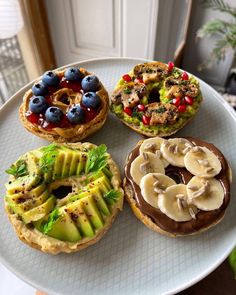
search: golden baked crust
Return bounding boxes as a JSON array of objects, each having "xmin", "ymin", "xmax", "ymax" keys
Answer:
[
  {"xmin": 19, "ymin": 68, "xmax": 109, "ymax": 143},
  {"xmin": 123, "ymin": 139, "xmax": 231, "ymax": 237},
  {"xmin": 5, "ymin": 142, "xmax": 124, "ymax": 254}
]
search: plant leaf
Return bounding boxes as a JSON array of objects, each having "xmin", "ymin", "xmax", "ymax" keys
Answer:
[
  {"xmin": 5, "ymin": 159, "xmax": 28, "ymax": 178},
  {"xmin": 85, "ymin": 144, "xmax": 108, "ymax": 174},
  {"xmin": 104, "ymin": 189, "xmax": 121, "ymax": 203},
  {"xmin": 40, "ymin": 144, "xmax": 59, "ymax": 173},
  {"xmin": 202, "ymin": 0, "xmax": 236, "ymax": 18},
  {"xmin": 42, "ymin": 208, "xmax": 60, "ymax": 234}
]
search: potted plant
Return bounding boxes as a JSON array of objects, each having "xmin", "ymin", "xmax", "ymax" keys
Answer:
[{"xmin": 197, "ymin": 0, "xmax": 236, "ymax": 94}]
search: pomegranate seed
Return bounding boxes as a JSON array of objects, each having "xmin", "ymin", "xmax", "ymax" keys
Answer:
[
  {"xmin": 184, "ymin": 96, "xmax": 194, "ymax": 105},
  {"xmin": 178, "ymin": 104, "xmax": 186, "ymax": 112},
  {"xmin": 137, "ymin": 77, "xmax": 144, "ymax": 83},
  {"xmin": 172, "ymin": 97, "xmax": 181, "ymax": 107},
  {"xmin": 168, "ymin": 61, "xmax": 174, "ymax": 72},
  {"xmin": 122, "ymin": 74, "xmax": 132, "ymax": 82},
  {"xmin": 124, "ymin": 107, "xmax": 132, "ymax": 116},
  {"xmin": 137, "ymin": 104, "xmax": 146, "ymax": 112},
  {"xmin": 142, "ymin": 115, "xmax": 150, "ymax": 125},
  {"xmin": 181, "ymin": 72, "xmax": 189, "ymax": 80}
]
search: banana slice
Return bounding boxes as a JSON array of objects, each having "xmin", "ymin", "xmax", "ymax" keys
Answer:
[
  {"xmin": 160, "ymin": 138, "xmax": 193, "ymax": 167},
  {"xmin": 139, "ymin": 137, "xmax": 169, "ymax": 168},
  {"xmin": 130, "ymin": 152, "xmax": 165, "ymax": 185},
  {"xmin": 140, "ymin": 173, "xmax": 176, "ymax": 208},
  {"xmin": 158, "ymin": 184, "xmax": 198, "ymax": 222},
  {"xmin": 187, "ymin": 176, "xmax": 224, "ymax": 211},
  {"xmin": 184, "ymin": 146, "xmax": 222, "ymax": 178}
]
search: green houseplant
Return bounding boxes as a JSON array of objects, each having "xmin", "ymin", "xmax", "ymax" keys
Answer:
[{"xmin": 197, "ymin": 0, "xmax": 236, "ymax": 70}]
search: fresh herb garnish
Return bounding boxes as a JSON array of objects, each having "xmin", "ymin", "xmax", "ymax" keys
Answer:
[
  {"xmin": 132, "ymin": 110, "xmax": 143, "ymax": 120},
  {"xmin": 40, "ymin": 144, "xmax": 59, "ymax": 173},
  {"xmin": 155, "ymin": 106, "xmax": 166, "ymax": 113},
  {"xmin": 5, "ymin": 159, "xmax": 28, "ymax": 178},
  {"xmin": 104, "ymin": 189, "xmax": 121, "ymax": 203},
  {"xmin": 85, "ymin": 144, "xmax": 107, "ymax": 174},
  {"xmin": 41, "ymin": 208, "xmax": 59, "ymax": 234},
  {"xmin": 123, "ymin": 88, "xmax": 132, "ymax": 94}
]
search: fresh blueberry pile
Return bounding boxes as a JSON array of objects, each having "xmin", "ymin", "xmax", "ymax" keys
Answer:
[{"xmin": 29, "ymin": 67, "xmax": 101, "ymax": 125}]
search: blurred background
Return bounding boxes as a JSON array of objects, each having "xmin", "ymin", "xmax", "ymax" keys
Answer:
[
  {"xmin": 0, "ymin": 0, "xmax": 236, "ymax": 294},
  {"xmin": 0, "ymin": 0, "xmax": 235, "ymax": 105}
]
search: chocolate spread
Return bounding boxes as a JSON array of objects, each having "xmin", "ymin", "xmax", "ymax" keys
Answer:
[{"xmin": 124, "ymin": 137, "xmax": 230, "ymax": 234}]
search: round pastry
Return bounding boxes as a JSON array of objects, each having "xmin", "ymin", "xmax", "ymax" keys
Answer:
[
  {"xmin": 19, "ymin": 67, "xmax": 109, "ymax": 142},
  {"xmin": 111, "ymin": 61, "xmax": 203, "ymax": 137},
  {"xmin": 4, "ymin": 142, "xmax": 123, "ymax": 254},
  {"xmin": 124, "ymin": 136, "xmax": 231, "ymax": 236}
]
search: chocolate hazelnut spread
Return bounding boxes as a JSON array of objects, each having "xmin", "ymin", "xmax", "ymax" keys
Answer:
[{"xmin": 124, "ymin": 137, "xmax": 230, "ymax": 234}]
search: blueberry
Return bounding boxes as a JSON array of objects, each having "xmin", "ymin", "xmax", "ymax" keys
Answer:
[
  {"xmin": 32, "ymin": 81, "xmax": 48, "ymax": 96},
  {"xmin": 64, "ymin": 67, "xmax": 83, "ymax": 81},
  {"xmin": 42, "ymin": 71, "xmax": 60, "ymax": 86},
  {"xmin": 67, "ymin": 105, "xmax": 85, "ymax": 124},
  {"xmin": 82, "ymin": 92, "xmax": 101, "ymax": 109},
  {"xmin": 81, "ymin": 75, "xmax": 100, "ymax": 92},
  {"xmin": 29, "ymin": 96, "xmax": 48, "ymax": 114},
  {"xmin": 45, "ymin": 107, "xmax": 63, "ymax": 123}
]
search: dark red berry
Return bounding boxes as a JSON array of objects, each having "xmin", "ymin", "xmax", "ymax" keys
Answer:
[
  {"xmin": 122, "ymin": 74, "xmax": 132, "ymax": 82},
  {"xmin": 168, "ymin": 61, "xmax": 174, "ymax": 72},
  {"xmin": 142, "ymin": 115, "xmax": 150, "ymax": 125},
  {"xmin": 178, "ymin": 104, "xmax": 186, "ymax": 112},
  {"xmin": 124, "ymin": 107, "xmax": 132, "ymax": 116},
  {"xmin": 26, "ymin": 112, "xmax": 39, "ymax": 124},
  {"xmin": 184, "ymin": 96, "xmax": 194, "ymax": 105},
  {"xmin": 137, "ymin": 104, "xmax": 146, "ymax": 112},
  {"xmin": 181, "ymin": 72, "xmax": 189, "ymax": 80}
]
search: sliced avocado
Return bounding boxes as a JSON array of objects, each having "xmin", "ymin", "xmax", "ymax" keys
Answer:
[
  {"xmin": 5, "ymin": 196, "xmax": 25, "ymax": 215},
  {"xmin": 76, "ymin": 152, "xmax": 87, "ymax": 175},
  {"xmin": 102, "ymin": 166, "xmax": 112, "ymax": 179},
  {"xmin": 24, "ymin": 152, "xmax": 41, "ymax": 177},
  {"xmin": 6, "ymin": 183, "xmax": 46, "ymax": 205},
  {"xmin": 91, "ymin": 187, "xmax": 110, "ymax": 216},
  {"xmin": 21, "ymin": 195, "xmax": 56, "ymax": 224},
  {"xmin": 69, "ymin": 187, "xmax": 110, "ymax": 216},
  {"xmin": 5, "ymin": 175, "xmax": 41, "ymax": 194},
  {"xmin": 65, "ymin": 202, "xmax": 94, "ymax": 237},
  {"xmin": 6, "ymin": 190, "xmax": 50, "ymax": 213},
  {"xmin": 5, "ymin": 191, "xmax": 25, "ymax": 203},
  {"xmin": 61, "ymin": 150, "xmax": 73, "ymax": 178},
  {"xmin": 52, "ymin": 151, "xmax": 65, "ymax": 180},
  {"xmin": 81, "ymin": 195, "xmax": 104, "ymax": 230},
  {"xmin": 44, "ymin": 210, "xmax": 82, "ymax": 242},
  {"xmin": 69, "ymin": 151, "xmax": 81, "ymax": 176},
  {"xmin": 43, "ymin": 170, "xmax": 53, "ymax": 184},
  {"xmin": 91, "ymin": 175, "xmax": 112, "ymax": 194},
  {"xmin": 28, "ymin": 183, "xmax": 47, "ymax": 198}
]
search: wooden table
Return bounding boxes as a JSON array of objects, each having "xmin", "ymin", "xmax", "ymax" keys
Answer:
[{"xmin": 179, "ymin": 260, "xmax": 236, "ymax": 294}]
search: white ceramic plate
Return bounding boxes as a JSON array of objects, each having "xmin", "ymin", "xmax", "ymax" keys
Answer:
[{"xmin": 0, "ymin": 58, "xmax": 235, "ymax": 295}]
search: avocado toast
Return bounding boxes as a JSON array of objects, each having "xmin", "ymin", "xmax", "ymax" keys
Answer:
[
  {"xmin": 4, "ymin": 143, "xmax": 123, "ymax": 254},
  {"xmin": 111, "ymin": 61, "xmax": 203, "ymax": 137}
]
